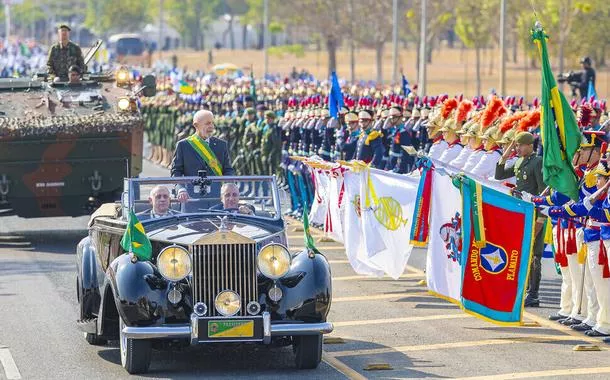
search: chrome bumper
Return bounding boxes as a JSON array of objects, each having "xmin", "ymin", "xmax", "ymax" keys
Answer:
[{"xmin": 121, "ymin": 312, "xmax": 334, "ymax": 344}]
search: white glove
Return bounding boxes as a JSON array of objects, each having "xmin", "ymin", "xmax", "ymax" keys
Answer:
[
  {"xmin": 521, "ymin": 192, "xmax": 533, "ymax": 203},
  {"xmin": 538, "ymin": 206, "xmax": 549, "ymax": 217}
]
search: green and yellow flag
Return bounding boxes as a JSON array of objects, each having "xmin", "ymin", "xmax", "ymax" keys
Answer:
[
  {"xmin": 532, "ymin": 24, "xmax": 581, "ymax": 201},
  {"xmin": 120, "ymin": 210, "xmax": 153, "ymax": 261},
  {"xmin": 302, "ymin": 202, "xmax": 321, "ymax": 255}
]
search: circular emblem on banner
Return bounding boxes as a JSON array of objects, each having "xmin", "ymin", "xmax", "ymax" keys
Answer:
[{"xmin": 479, "ymin": 242, "xmax": 508, "ymax": 274}]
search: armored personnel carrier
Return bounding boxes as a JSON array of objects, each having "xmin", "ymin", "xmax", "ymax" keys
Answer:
[{"xmin": 0, "ymin": 42, "xmax": 156, "ymax": 218}]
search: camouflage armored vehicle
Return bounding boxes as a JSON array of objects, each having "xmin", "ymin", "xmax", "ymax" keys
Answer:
[{"xmin": 0, "ymin": 46, "xmax": 156, "ymax": 218}]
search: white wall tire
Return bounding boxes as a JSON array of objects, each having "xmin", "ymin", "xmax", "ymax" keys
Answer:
[{"xmin": 119, "ymin": 317, "xmax": 152, "ymax": 374}]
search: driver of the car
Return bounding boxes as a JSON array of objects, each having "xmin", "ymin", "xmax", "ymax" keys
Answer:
[
  {"xmin": 219, "ymin": 183, "xmax": 255, "ymax": 215},
  {"xmin": 138, "ymin": 185, "xmax": 179, "ymax": 219}
]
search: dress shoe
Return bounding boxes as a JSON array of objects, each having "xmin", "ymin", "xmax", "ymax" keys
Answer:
[
  {"xmin": 548, "ymin": 313, "xmax": 569, "ymax": 321},
  {"xmin": 585, "ymin": 329, "xmax": 610, "ymax": 337},
  {"xmin": 524, "ymin": 297, "xmax": 540, "ymax": 307},
  {"xmin": 571, "ymin": 323, "xmax": 593, "ymax": 332},
  {"xmin": 559, "ymin": 318, "xmax": 582, "ymax": 326}
]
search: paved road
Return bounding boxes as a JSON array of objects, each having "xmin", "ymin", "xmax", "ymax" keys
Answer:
[{"xmin": 1, "ymin": 160, "xmax": 609, "ymax": 379}]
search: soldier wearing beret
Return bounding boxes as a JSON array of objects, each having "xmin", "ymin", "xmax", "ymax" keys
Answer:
[
  {"xmin": 47, "ymin": 24, "xmax": 85, "ymax": 81},
  {"xmin": 495, "ymin": 131, "xmax": 546, "ymax": 307}
]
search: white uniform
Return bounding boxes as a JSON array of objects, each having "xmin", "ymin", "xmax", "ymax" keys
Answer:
[
  {"xmin": 462, "ymin": 148, "xmax": 485, "ymax": 173},
  {"xmin": 470, "ymin": 149, "xmax": 501, "ymax": 179},
  {"xmin": 449, "ymin": 145, "xmax": 472, "ymax": 169},
  {"xmin": 437, "ymin": 142, "xmax": 463, "ymax": 164},
  {"xmin": 428, "ymin": 139, "xmax": 449, "ymax": 160}
]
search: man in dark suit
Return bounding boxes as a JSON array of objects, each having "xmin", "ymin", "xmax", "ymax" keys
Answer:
[{"xmin": 171, "ymin": 110, "xmax": 235, "ymax": 202}]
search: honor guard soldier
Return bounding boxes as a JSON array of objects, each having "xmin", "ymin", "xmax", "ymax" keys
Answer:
[
  {"xmin": 355, "ymin": 110, "xmax": 384, "ymax": 168},
  {"xmin": 340, "ymin": 111, "xmax": 360, "ymax": 161}
]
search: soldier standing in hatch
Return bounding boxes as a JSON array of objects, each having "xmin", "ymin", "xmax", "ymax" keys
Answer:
[{"xmin": 47, "ymin": 24, "xmax": 85, "ymax": 81}]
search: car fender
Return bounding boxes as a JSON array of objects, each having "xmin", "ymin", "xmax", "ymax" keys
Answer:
[
  {"xmin": 100, "ymin": 254, "xmax": 178, "ymax": 330},
  {"xmin": 270, "ymin": 250, "xmax": 332, "ymax": 322},
  {"xmin": 76, "ymin": 236, "xmax": 101, "ymax": 319}
]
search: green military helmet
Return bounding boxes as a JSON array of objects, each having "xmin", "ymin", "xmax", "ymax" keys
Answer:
[
  {"xmin": 264, "ymin": 110, "xmax": 276, "ymax": 119},
  {"xmin": 244, "ymin": 107, "xmax": 256, "ymax": 116}
]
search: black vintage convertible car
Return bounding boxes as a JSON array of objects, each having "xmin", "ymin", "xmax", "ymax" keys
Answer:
[{"xmin": 76, "ymin": 174, "xmax": 333, "ymax": 374}]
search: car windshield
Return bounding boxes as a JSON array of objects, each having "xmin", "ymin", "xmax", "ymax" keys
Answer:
[
  {"xmin": 115, "ymin": 38, "xmax": 144, "ymax": 55},
  {"xmin": 125, "ymin": 176, "xmax": 280, "ymax": 221}
]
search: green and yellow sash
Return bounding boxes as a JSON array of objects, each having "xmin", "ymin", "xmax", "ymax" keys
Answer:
[{"xmin": 186, "ymin": 134, "xmax": 223, "ymax": 176}]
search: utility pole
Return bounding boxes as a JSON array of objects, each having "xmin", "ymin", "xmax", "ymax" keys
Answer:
[
  {"xmin": 499, "ymin": 0, "xmax": 506, "ymax": 95},
  {"xmin": 391, "ymin": 0, "xmax": 398, "ymax": 84},
  {"xmin": 4, "ymin": 0, "xmax": 11, "ymax": 44},
  {"xmin": 263, "ymin": 0, "xmax": 269, "ymax": 78},
  {"xmin": 418, "ymin": 0, "xmax": 427, "ymax": 96},
  {"xmin": 349, "ymin": 0, "xmax": 355, "ymax": 83},
  {"xmin": 158, "ymin": 0, "xmax": 164, "ymax": 61}
]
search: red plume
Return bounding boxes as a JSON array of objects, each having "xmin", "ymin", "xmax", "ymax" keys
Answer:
[
  {"xmin": 441, "ymin": 98, "xmax": 459, "ymax": 119},
  {"xmin": 517, "ymin": 110, "xmax": 541, "ymax": 131},
  {"xmin": 481, "ymin": 97, "xmax": 504, "ymax": 129},
  {"xmin": 456, "ymin": 100, "xmax": 474, "ymax": 124},
  {"xmin": 579, "ymin": 104, "xmax": 593, "ymax": 128},
  {"xmin": 499, "ymin": 111, "xmax": 526, "ymax": 134}
]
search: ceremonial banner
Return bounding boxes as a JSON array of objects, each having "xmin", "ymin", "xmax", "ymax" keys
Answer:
[
  {"xmin": 460, "ymin": 177, "xmax": 535, "ymax": 325},
  {"xmin": 426, "ymin": 169, "xmax": 463, "ymax": 303},
  {"xmin": 309, "ymin": 169, "xmax": 330, "ymax": 226},
  {"xmin": 360, "ymin": 168, "xmax": 419, "ymax": 279},
  {"xmin": 342, "ymin": 171, "xmax": 384, "ymax": 277},
  {"xmin": 325, "ymin": 166, "xmax": 347, "ymax": 243}
]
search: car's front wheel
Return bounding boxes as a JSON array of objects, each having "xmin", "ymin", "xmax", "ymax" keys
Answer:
[
  {"xmin": 119, "ymin": 317, "xmax": 151, "ymax": 374},
  {"xmin": 294, "ymin": 334, "xmax": 323, "ymax": 369}
]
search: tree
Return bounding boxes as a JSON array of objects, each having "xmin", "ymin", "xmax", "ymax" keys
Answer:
[
  {"xmin": 84, "ymin": 0, "xmax": 151, "ymax": 33},
  {"xmin": 352, "ymin": 0, "xmax": 393, "ymax": 83},
  {"xmin": 455, "ymin": 0, "xmax": 498, "ymax": 95},
  {"xmin": 165, "ymin": 0, "xmax": 219, "ymax": 50},
  {"xmin": 277, "ymin": 0, "xmax": 347, "ymax": 77}
]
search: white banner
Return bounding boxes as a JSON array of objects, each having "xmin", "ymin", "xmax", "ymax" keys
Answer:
[
  {"xmin": 426, "ymin": 170, "xmax": 463, "ymax": 302},
  {"xmin": 360, "ymin": 168, "xmax": 420, "ymax": 279},
  {"xmin": 325, "ymin": 168, "xmax": 346, "ymax": 243},
  {"xmin": 342, "ymin": 171, "xmax": 384, "ymax": 277},
  {"xmin": 309, "ymin": 169, "xmax": 329, "ymax": 226}
]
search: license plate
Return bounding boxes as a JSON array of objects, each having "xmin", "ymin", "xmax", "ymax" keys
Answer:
[{"xmin": 207, "ymin": 320, "xmax": 254, "ymax": 338}]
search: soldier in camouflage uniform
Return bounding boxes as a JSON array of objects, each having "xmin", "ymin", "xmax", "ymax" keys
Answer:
[{"xmin": 46, "ymin": 25, "xmax": 85, "ymax": 81}]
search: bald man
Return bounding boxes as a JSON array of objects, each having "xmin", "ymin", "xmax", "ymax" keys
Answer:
[{"xmin": 171, "ymin": 110, "xmax": 235, "ymax": 201}]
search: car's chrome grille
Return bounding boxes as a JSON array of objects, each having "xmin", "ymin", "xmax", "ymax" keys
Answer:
[{"xmin": 191, "ymin": 243, "xmax": 258, "ymax": 317}]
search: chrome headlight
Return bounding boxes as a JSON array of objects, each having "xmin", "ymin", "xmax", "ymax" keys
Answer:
[
  {"xmin": 215, "ymin": 290, "xmax": 241, "ymax": 316},
  {"xmin": 257, "ymin": 244, "xmax": 291, "ymax": 279},
  {"xmin": 157, "ymin": 245, "xmax": 192, "ymax": 282}
]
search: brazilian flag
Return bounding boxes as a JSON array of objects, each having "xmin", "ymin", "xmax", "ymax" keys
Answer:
[
  {"xmin": 302, "ymin": 202, "xmax": 321, "ymax": 255},
  {"xmin": 120, "ymin": 210, "xmax": 152, "ymax": 261},
  {"xmin": 532, "ymin": 24, "xmax": 582, "ymax": 201}
]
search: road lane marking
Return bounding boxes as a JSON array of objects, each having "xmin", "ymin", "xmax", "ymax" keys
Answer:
[
  {"xmin": 522, "ymin": 311, "xmax": 606, "ymax": 345},
  {"xmin": 333, "ymin": 273, "xmax": 423, "ymax": 281},
  {"xmin": 333, "ymin": 291, "xmax": 430, "ymax": 302},
  {"xmin": 454, "ymin": 366, "xmax": 610, "ymax": 380},
  {"xmin": 328, "ymin": 334, "xmax": 591, "ymax": 357},
  {"xmin": 333, "ymin": 313, "xmax": 470, "ymax": 327},
  {"xmin": 322, "ymin": 352, "xmax": 367, "ymax": 380},
  {"xmin": 0, "ymin": 347, "xmax": 22, "ymax": 380}
]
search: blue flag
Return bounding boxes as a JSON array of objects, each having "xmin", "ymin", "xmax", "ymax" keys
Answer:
[
  {"xmin": 402, "ymin": 74, "xmax": 411, "ymax": 96},
  {"xmin": 328, "ymin": 72, "xmax": 344, "ymax": 118},
  {"xmin": 587, "ymin": 79, "xmax": 597, "ymax": 100}
]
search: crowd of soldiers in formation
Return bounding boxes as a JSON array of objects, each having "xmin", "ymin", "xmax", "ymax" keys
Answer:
[{"xmin": 140, "ymin": 79, "xmax": 610, "ymax": 206}]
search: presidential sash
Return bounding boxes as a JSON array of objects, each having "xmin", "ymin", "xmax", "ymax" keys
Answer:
[{"xmin": 186, "ymin": 134, "xmax": 223, "ymax": 176}]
